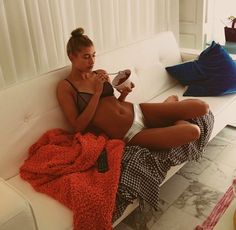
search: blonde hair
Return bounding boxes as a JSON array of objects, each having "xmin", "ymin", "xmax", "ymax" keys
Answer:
[{"xmin": 66, "ymin": 28, "xmax": 93, "ymax": 56}]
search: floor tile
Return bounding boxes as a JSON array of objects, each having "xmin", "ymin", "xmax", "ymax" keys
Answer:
[
  {"xmin": 150, "ymin": 206, "xmax": 201, "ymax": 230},
  {"xmin": 120, "ymin": 199, "xmax": 169, "ymax": 230},
  {"xmin": 114, "ymin": 222, "xmax": 134, "ymax": 230},
  {"xmin": 202, "ymin": 136, "xmax": 228, "ymax": 161},
  {"xmin": 173, "ymin": 181, "xmax": 223, "ymax": 220},
  {"xmin": 214, "ymin": 144, "xmax": 236, "ymax": 168},
  {"xmin": 177, "ymin": 158, "xmax": 211, "ymax": 182},
  {"xmin": 217, "ymin": 126, "xmax": 236, "ymax": 142},
  {"xmin": 159, "ymin": 174, "xmax": 190, "ymax": 204},
  {"xmin": 197, "ymin": 161, "xmax": 235, "ymax": 193}
]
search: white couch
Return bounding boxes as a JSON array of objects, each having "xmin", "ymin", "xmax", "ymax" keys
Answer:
[{"xmin": 1, "ymin": 31, "xmax": 236, "ymax": 230}]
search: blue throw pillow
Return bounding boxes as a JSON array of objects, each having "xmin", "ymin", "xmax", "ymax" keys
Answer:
[{"xmin": 165, "ymin": 41, "xmax": 236, "ymax": 96}]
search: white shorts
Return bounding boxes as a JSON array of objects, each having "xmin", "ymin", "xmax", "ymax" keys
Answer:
[{"xmin": 123, "ymin": 104, "xmax": 146, "ymax": 142}]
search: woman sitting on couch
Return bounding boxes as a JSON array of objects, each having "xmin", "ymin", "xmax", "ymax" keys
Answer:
[{"xmin": 57, "ymin": 27, "xmax": 209, "ymax": 151}]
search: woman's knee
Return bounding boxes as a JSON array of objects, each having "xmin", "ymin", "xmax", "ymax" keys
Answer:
[
  {"xmin": 198, "ymin": 100, "xmax": 209, "ymax": 115},
  {"xmin": 188, "ymin": 99, "xmax": 209, "ymax": 116},
  {"xmin": 175, "ymin": 122, "xmax": 201, "ymax": 141},
  {"xmin": 189, "ymin": 124, "xmax": 201, "ymax": 141}
]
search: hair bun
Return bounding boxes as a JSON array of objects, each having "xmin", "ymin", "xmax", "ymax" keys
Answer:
[{"xmin": 71, "ymin": 28, "xmax": 84, "ymax": 37}]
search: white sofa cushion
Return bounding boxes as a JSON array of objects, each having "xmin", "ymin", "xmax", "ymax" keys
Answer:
[
  {"xmin": 95, "ymin": 31, "xmax": 182, "ymax": 72},
  {"xmin": 8, "ymin": 175, "xmax": 72, "ymax": 230},
  {"xmin": 0, "ymin": 178, "xmax": 37, "ymax": 230},
  {"xmin": 136, "ymin": 64, "xmax": 177, "ymax": 101},
  {"xmin": 0, "ymin": 68, "xmax": 71, "ymax": 180}
]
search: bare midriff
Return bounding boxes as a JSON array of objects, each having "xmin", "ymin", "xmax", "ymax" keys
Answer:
[{"xmin": 92, "ymin": 96, "xmax": 134, "ymax": 139}]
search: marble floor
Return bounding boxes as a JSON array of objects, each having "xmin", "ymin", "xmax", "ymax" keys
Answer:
[{"xmin": 114, "ymin": 126, "xmax": 236, "ymax": 230}]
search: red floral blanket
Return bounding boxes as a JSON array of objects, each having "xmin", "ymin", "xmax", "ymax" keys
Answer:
[{"xmin": 20, "ymin": 129, "xmax": 124, "ymax": 230}]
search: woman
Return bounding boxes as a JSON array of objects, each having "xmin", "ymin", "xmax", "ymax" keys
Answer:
[{"xmin": 57, "ymin": 27, "xmax": 209, "ymax": 150}]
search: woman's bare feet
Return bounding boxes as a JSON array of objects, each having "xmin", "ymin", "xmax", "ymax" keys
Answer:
[{"xmin": 164, "ymin": 95, "xmax": 179, "ymax": 103}]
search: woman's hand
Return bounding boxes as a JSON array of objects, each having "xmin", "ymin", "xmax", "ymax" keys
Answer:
[
  {"xmin": 118, "ymin": 82, "xmax": 135, "ymax": 94},
  {"xmin": 93, "ymin": 72, "xmax": 109, "ymax": 96},
  {"xmin": 118, "ymin": 82, "xmax": 135, "ymax": 101}
]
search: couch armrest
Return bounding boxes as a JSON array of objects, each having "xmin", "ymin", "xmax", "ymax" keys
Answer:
[
  {"xmin": 0, "ymin": 177, "xmax": 38, "ymax": 230},
  {"xmin": 180, "ymin": 48, "xmax": 201, "ymax": 62}
]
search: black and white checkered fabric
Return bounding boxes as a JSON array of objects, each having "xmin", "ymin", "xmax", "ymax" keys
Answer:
[{"xmin": 113, "ymin": 111, "xmax": 214, "ymax": 222}]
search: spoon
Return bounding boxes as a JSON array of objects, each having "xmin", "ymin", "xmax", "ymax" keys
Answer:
[
  {"xmin": 107, "ymin": 72, "xmax": 120, "ymax": 75},
  {"xmin": 108, "ymin": 70, "xmax": 127, "ymax": 76}
]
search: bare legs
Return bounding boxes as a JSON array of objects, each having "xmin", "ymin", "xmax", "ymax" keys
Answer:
[
  {"xmin": 127, "ymin": 97, "xmax": 209, "ymax": 150},
  {"xmin": 140, "ymin": 97, "xmax": 209, "ymax": 127}
]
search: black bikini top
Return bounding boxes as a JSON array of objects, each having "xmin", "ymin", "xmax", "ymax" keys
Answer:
[{"xmin": 65, "ymin": 79, "xmax": 114, "ymax": 114}]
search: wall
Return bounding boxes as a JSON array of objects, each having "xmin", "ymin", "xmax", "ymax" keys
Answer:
[{"xmin": 211, "ymin": 0, "xmax": 236, "ymax": 43}]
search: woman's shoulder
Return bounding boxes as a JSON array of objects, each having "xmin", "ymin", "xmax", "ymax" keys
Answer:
[{"xmin": 57, "ymin": 78, "xmax": 71, "ymax": 93}]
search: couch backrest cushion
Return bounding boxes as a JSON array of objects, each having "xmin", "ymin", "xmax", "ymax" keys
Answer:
[
  {"xmin": 95, "ymin": 31, "xmax": 181, "ymax": 102},
  {"xmin": 0, "ymin": 68, "xmax": 71, "ymax": 179},
  {"xmin": 136, "ymin": 64, "xmax": 177, "ymax": 102},
  {"xmin": 0, "ymin": 31, "xmax": 181, "ymax": 179}
]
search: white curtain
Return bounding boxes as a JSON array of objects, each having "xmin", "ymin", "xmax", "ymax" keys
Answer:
[{"xmin": 0, "ymin": 0, "xmax": 178, "ymax": 89}]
